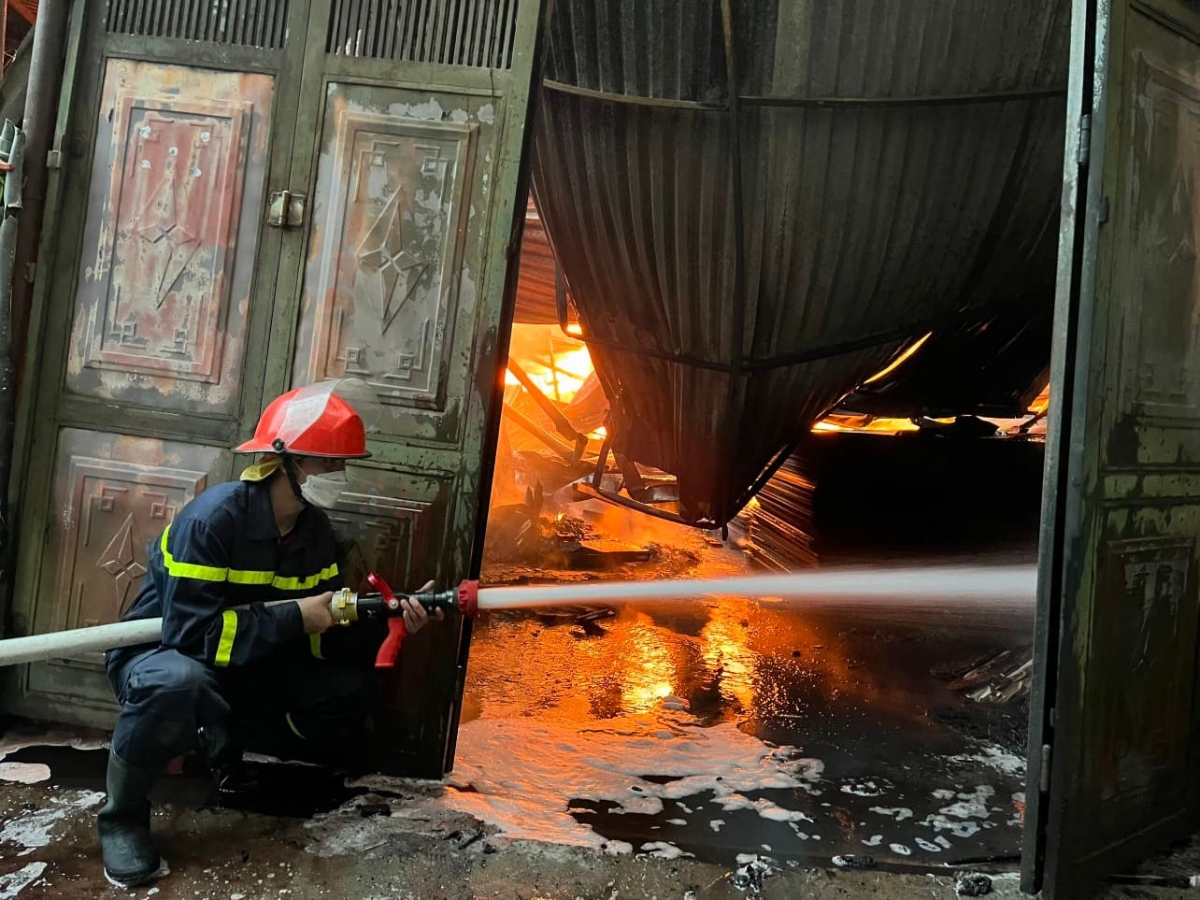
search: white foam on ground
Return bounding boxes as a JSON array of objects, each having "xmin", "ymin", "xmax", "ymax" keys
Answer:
[
  {"xmin": 0, "ymin": 763, "xmax": 51, "ymax": 784},
  {"xmin": 949, "ymin": 744, "xmax": 1026, "ymax": 778},
  {"xmin": 938, "ymin": 785, "xmax": 996, "ymax": 820},
  {"xmin": 715, "ymin": 794, "xmax": 814, "ymax": 823},
  {"xmin": 920, "ymin": 785, "xmax": 995, "ymax": 839},
  {"xmin": 840, "ymin": 780, "xmax": 887, "ymax": 797},
  {"xmin": 869, "ymin": 806, "xmax": 913, "ymax": 822},
  {"xmin": 640, "ymin": 841, "xmax": 693, "ymax": 859},
  {"xmin": 428, "ymin": 715, "xmax": 823, "ymax": 849},
  {"xmin": 0, "ymin": 731, "xmax": 107, "ymax": 760},
  {"xmin": 0, "ymin": 790, "xmax": 105, "ymax": 855},
  {"xmin": 0, "ymin": 862, "xmax": 47, "ymax": 899}
]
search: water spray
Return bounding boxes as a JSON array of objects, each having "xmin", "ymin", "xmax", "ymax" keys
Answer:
[{"xmin": 0, "ymin": 564, "xmax": 1036, "ymax": 669}]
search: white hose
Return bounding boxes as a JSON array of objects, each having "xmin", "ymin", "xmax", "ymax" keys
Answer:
[
  {"xmin": 0, "ymin": 565, "xmax": 1038, "ymax": 666},
  {"xmin": 475, "ymin": 565, "xmax": 1038, "ymax": 610},
  {"xmin": 0, "ymin": 599, "xmax": 298, "ymax": 667},
  {"xmin": 0, "ymin": 617, "xmax": 164, "ymax": 666}
]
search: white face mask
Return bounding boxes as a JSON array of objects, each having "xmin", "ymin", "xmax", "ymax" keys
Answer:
[{"xmin": 300, "ymin": 470, "xmax": 347, "ymax": 509}]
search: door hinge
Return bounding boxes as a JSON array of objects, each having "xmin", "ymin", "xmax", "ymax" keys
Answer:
[
  {"xmin": 1039, "ymin": 743, "xmax": 1052, "ymax": 793},
  {"xmin": 267, "ymin": 190, "xmax": 307, "ymax": 229},
  {"xmin": 1077, "ymin": 114, "xmax": 1092, "ymax": 168},
  {"xmin": 1098, "ymin": 196, "xmax": 1110, "ymax": 224},
  {"xmin": 45, "ymin": 149, "xmax": 63, "ymax": 169}
]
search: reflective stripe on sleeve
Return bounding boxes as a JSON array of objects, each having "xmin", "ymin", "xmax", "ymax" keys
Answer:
[
  {"xmin": 160, "ymin": 526, "xmax": 229, "ymax": 582},
  {"xmin": 214, "ymin": 609, "xmax": 237, "ymax": 667}
]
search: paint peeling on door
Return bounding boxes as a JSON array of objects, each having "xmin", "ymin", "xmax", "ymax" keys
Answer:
[{"xmin": 64, "ymin": 60, "xmax": 274, "ymax": 414}]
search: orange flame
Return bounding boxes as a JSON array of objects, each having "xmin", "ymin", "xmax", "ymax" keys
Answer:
[{"xmin": 506, "ymin": 324, "xmax": 596, "ymax": 404}]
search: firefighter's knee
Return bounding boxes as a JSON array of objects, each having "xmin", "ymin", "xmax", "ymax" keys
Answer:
[
  {"xmin": 112, "ymin": 650, "xmax": 227, "ymax": 767},
  {"xmin": 124, "ymin": 650, "xmax": 216, "ymax": 707}
]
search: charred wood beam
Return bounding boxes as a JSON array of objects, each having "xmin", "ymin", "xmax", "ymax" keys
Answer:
[
  {"xmin": 506, "ymin": 358, "xmax": 588, "ymax": 460},
  {"xmin": 503, "ymin": 402, "xmax": 586, "ymax": 465}
]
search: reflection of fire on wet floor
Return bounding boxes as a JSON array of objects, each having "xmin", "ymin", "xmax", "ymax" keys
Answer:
[{"xmin": 460, "ymin": 545, "xmax": 1033, "ymax": 872}]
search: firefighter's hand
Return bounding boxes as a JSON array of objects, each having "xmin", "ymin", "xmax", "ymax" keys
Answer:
[
  {"xmin": 298, "ymin": 592, "xmax": 336, "ymax": 635},
  {"xmin": 402, "ymin": 580, "xmax": 445, "ymax": 635}
]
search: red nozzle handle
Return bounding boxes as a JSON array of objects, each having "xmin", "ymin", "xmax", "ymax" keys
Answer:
[
  {"xmin": 368, "ymin": 573, "xmax": 406, "ymax": 668},
  {"xmin": 375, "ymin": 617, "xmax": 407, "ymax": 669},
  {"xmin": 370, "ymin": 576, "xmax": 479, "ymax": 668}
]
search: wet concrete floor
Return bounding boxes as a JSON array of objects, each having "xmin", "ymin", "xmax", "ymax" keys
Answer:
[{"xmin": 461, "ymin": 547, "xmax": 1035, "ymax": 873}]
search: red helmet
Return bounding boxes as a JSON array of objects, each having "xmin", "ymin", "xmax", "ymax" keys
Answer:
[{"xmin": 235, "ymin": 380, "xmax": 373, "ymax": 459}]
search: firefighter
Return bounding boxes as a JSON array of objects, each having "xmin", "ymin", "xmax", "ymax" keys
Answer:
[{"xmin": 97, "ymin": 379, "xmax": 442, "ymax": 888}]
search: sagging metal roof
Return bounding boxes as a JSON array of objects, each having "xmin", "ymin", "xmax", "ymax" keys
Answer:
[{"xmin": 532, "ymin": 0, "xmax": 1070, "ymax": 527}]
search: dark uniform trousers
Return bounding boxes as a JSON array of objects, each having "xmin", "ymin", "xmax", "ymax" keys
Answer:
[{"xmin": 108, "ymin": 646, "xmax": 376, "ymax": 770}]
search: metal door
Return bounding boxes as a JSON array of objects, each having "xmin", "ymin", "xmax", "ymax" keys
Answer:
[
  {"xmin": 4, "ymin": 0, "xmax": 311, "ymax": 727},
  {"xmin": 5, "ymin": 0, "xmax": 544, "ymax": 778},
  {"xmin": 1024, "ymin": 0, "xmax": 1200, "ymax": 895},
  {"xmin": 275, "ymin": 0, "xmax": 546, "ymax": 776}
]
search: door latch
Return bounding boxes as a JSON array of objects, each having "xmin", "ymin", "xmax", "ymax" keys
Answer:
[{"xmin": 267, "ymin": 190, "xmax": 307, "ymax": 228}]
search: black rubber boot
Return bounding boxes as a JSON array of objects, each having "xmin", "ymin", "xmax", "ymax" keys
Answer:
[
  {"xmin": 97, "ymin": 752, "xmax": 168, "ymax": 888},
  {"xmin": 198, "ymin": 725, "xmax": 260, "ymax": 798}
]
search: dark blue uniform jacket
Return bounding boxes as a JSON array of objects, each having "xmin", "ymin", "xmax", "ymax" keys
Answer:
[{"xmin": 108, "ymin": 479, "xmax": 345, "ymax": 673}]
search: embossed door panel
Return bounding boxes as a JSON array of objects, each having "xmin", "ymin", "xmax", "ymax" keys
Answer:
[
  {"xmin": 5, "ymin": 1, "xmax": 308, "ymax": 724},
  {"xmin": 1025, "ymin": 2, "xmax": 1200, "ymax": 896},
  {"xmin": 65, "ymin": 61, "xmax": 275, "ymax": 415},
  {"xmin": 19, "ymin": 429, "xmax": 228, "ymax": 713},
  {"xmin": 327, "ymin": 467, "xmax": 452, "ymax": 591},
  {"xmin": 292, "ymin": 84, "xmax": 492, "ymax": 444}
]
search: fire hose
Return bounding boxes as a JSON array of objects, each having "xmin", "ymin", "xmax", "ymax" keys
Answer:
[{"xmin": 0, "ymin": 564, "xmax": 1037, "ymax": 670}]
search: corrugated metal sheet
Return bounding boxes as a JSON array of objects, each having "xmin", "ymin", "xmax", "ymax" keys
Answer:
[
  {"xmin": 532, "ymin": 0, "xmax": 1070, "ymax": 527},
  {"xmin": 514, "ymin": 200, "xmax": 569, "ymax": 324}
]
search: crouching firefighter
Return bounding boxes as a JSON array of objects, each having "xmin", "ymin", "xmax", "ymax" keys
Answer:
[{"xmin": 97, "ymin": 379, "xmax": 443, "ymax": 888}]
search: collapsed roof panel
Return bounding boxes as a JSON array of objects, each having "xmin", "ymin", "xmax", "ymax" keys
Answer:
[{"xmin": 531, "ymin": 0, "xmax": 1070, "ymax": 527}]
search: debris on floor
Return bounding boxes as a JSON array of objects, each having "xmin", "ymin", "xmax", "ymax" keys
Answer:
[
  {"xmin": 832, "ymin": 854, "xmax": 876, "ymax": 869},
  {"xmin": 730, "ymin": 855, "xmax": 777, "ymax": 894},
  {"xmin": 942, "ymin": 649, "xmax": 1034, "ymax": 705},
  {"xmin": 956, "ymin": 872, "xmax": 995, "ymax": 896},
  {"xmin": 0, "ymin": 861, "xmax": 48, "ymax": 899}
]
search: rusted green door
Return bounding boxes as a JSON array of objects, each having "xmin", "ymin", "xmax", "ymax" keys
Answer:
[
  {"xmin": 5, "ymin": 0, "xmax": 543, "ymax": 777},
  {"xmin": 1024, "ymin": 0, "xmax": 1200, "ymax": 894}
]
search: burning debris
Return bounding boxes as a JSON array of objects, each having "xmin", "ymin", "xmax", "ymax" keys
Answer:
[{"xmin": 483, "ymin": 484, "xmax": 652, "ymax": 573}]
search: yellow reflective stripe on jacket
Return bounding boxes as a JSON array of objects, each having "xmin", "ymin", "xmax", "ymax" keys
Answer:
[
  {"xmin": 285, "ymin": 712, "xmax": 306, "ymax": 739},
  {"xmin": 272, "ymin": 565, "xmax": 339, "ymax": 591},
  {"xmin": 159, "ymin": 526, "xmax": 337, "ymax": 591},
  {"xmin": 227, "ymin": 569, "xmax": 274, "ymax": 586},
  {"xmin": 309, "ymin": 634, "xmax": 325, "ymax": 660},
  {"xmin": 214, "ymin": 609, "xmax": 237, "ymax": 667},
  {"xmin": 160, "ymin": 527, "xmax": 228, "ymax": 583}
]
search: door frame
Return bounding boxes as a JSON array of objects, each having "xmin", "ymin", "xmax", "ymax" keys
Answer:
[{"xmin": 1024, "ymin": 0, "xmax": 1200, "ymax": 893}]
